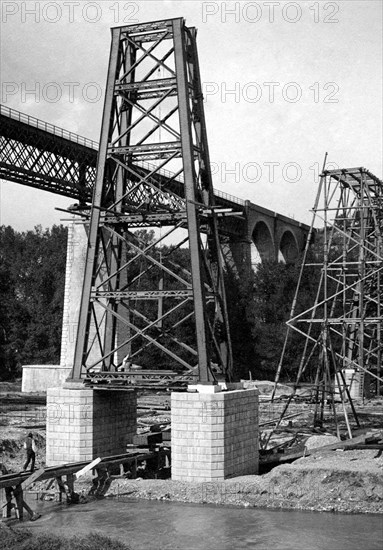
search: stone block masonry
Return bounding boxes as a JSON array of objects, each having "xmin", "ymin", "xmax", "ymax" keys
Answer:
[
  {"xmin": 46, "ymin": 388, "xmax": 137, "ymax": 466},
  {"xmin": 171, "ymin": 388, "xmax": 258, "ymax": 482},
  {"xmin": 22, "ymin": 365, "xmax": 71, "ymax": 392}
]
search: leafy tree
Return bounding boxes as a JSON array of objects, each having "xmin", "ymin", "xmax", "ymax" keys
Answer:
[
  {"xmin": 0, "ymin": 222, "xmax": 323, "ymax": 384},
  {"xmin": 224, "ymin": 270, "xmax": 258, "ymax": 380},
  {"xmin": 250, "ymin": 257, "xmax": 321, "ymax": 381},
  {"xmin": 0, "ymin": 225, "xmax": 67, "ymax": 380}
]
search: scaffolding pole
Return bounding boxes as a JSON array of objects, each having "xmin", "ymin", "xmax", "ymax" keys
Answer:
[{"xmin": 272, "ymin": 166, "xmax": 383, "ymax": 431}]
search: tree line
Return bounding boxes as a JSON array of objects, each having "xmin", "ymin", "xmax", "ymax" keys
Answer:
[
  {"xmin": 0, "ymin": 225, "xmax": 67, "ymax": 380},
  {"xmin": 0, "ymin": 224, "xmax": 319, "ymax": 381}
]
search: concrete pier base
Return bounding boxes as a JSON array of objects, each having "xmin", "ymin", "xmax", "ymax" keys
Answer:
[
  {"xmin": 171, "ymin": 387, "xmax": 258, "ymax": 482},
  {"xmin": 22, "ymin": 365, "xmax": 72, "ymax": 392},
  {"xmin": 334, "ymin": 369, "xmax": 365, "ymax": 401},
  {"xmin": 46, "ymin": 388, "xmax": 136, "ymax": 466}
]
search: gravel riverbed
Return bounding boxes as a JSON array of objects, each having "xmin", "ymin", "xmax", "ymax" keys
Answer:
[{"xmin": 73, "ymin": 449, "xmax": 383, "ymax": 514}]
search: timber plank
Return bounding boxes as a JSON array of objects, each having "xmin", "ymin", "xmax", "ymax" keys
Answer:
[
  {"xmin": 20, "ymin": 467, "xmax": 45, "ymax": 491},
  {"xmin": 261, "ymin": 430, "xmax": 383, "ymax": 465},
  {"xmin": 75, "ymin": 458, "xmax": 101, "ymax": 479}
]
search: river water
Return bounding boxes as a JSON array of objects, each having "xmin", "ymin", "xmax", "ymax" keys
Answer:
[{"xmin": 17, "ymin": 497, "xmax": 383, "ymax": 550}]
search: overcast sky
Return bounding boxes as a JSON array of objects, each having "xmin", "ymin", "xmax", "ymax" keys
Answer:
[{"xmin": 0, "ymin": 0, "xmax": 382, "ymax": 230}]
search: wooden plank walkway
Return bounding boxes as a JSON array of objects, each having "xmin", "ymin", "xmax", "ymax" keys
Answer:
[
  {"xmin": 0, "ymin": 449, "xmax": 164, "ymax": 489},
  {"xmin": 1, "ymin": 448, "xmax": 169, "ymax": 521}
]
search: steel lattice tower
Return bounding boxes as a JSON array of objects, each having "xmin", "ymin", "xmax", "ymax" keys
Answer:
[
  {"xmin": 273, "ymin": 166, "xmax": 383, "ymax": 435},
  {"xmin": 69, "ymin": 18, "xmax": 233, "ymax": 387}
]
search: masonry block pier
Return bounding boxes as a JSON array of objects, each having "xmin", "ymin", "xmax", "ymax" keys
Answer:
[
  {"xmin": 46, "ymin": 388, "xmax": 137, "ymax": 466},
  {"xmin": 171, "ymin": 387, "xmax": 259, "ymax": 482}
]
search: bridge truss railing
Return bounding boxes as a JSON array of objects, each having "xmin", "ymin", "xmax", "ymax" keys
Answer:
[
  {"xmin": 0, "ymin": 104, "xmax": 246, "ymax": 207},
  {"xmin": 0, "ymin": 104, "xmax": 98, "ymax": 150}
]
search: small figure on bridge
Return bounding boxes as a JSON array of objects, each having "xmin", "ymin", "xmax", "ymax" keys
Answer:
[
  {"xmin": 143, "ymin": 190, "xmax": 151, "ymax": 212},
  {"xmin": 118, "ymin": 353, "xmax": 132, "ymax": 371},
  {"xmin": 23, "ymin": 433, "xmax": 36, "ymax": 473}
]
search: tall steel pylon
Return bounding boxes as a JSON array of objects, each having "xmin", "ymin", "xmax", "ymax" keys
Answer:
[
  {"xmin": 272, "ymin": 166, "xmax": 383, "ymax": 436},
  {"xmin": 70, "ymin": 18, "xmax": 233, "ymax": 387}
]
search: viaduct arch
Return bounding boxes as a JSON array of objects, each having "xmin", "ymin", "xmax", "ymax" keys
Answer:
[{"xmin": 225, "ymin": 201, "xmax": 309, "ymax": 277}]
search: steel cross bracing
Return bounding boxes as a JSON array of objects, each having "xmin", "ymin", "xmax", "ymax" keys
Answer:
[
  {"xmin": 0, "ymin": 104, "xmax": 245, "ymax": 238},
  {"xmin": 272, "ymin": 167, "xmax": 383, "ymax": 436},
  {"xmin": 70, "ymin": 18, "xmax": 234, "ymax": 387}
]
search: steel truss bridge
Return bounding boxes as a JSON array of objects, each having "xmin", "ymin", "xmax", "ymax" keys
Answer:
[
  {"xmin": 0, "ymin": 103, "xmax": 244, "ymax": 226},
  {"xmin": 0, "ymin": 102, "xmax": 309, "ymax": 259},
  {"xmin": 0, "ymin": 19, "xmax": 311, "ymax": 389}
]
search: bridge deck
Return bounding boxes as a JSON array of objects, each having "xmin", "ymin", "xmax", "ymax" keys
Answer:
[
  {"xmin": 0, "ymin": 104, "xmax": 244, "ymax": 207},
  {"xmin": 0, "ymin": 104, "xmax": 309, "ymax": 234}
]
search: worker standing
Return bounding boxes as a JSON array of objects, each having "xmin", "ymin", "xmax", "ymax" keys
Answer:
[
  {"xmin": 143, "ymin": 190, "xmax": 151, "ymax": 212},
  {"xmin": 23, "ymin": 433, "xmax": 36, "ymax": 473},
  {"xmin": 1, "ymin": 449, "xmax": 16, "ymax": 518}
]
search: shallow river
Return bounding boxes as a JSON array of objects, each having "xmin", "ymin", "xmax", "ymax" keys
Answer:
[{"xmin": 18, "ymin": 498, "xmax": 383, "ymax": 550}]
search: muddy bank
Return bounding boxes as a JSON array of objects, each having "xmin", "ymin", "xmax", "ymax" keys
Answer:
[{"xmin": 73, "ymin": 449, "xmax": 383, "ymax": 514}]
